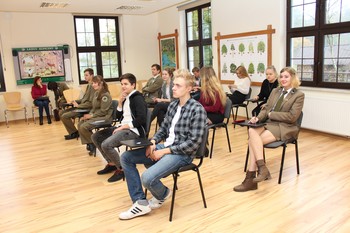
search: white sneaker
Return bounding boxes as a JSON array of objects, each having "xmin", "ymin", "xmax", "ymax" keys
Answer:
[
  {"xmin": 148, "ymin": 189, "xmax": 172, "ymax": 209},
  {"xmin": 119, "ymin": 201, "xmax": 151, "ymax": 220}
]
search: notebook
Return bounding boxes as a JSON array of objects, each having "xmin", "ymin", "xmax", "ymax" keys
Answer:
[
  {"xmin": 73, "ymin": 109, "xmax": 90, "ymax": 113},
  {"xmin": 120, "ymin": 138, "xmax": 153, "ymax": 149},
  {"xmin": 233, "ymin": 120, "xmax": 266, "ymax": 128}
]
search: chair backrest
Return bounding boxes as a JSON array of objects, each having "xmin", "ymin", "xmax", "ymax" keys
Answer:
[
  {"xmin": 111, "ymin": 100, "xmax": 119, "ymax": 121},
  {"xmin": 136, "ymin": 80, "xmax": 148, "ymax": 92},
  {"xmin": 63, "ymin": 89, "xmax": 81, "ymax": 103},
  {"xmin": 296, "ymin": 111, "xmax": 303, "ymax": 127},
  {"xmin": 3, "ymin": 92, "xmax": 22, "ymax": 106},
  {"xmin": 145, "ymin": 108, "xmax": 153, "ymax": 138},
  {"xmin": 223, "ymin": 98, "xmax": 232, "ymax": 120},
  {"xmin": 195, "ymin": 126, "xmax": 210, "ymax": 159},
  {"xmin": 108, "ymin": 83, "xmax": 121, "ymax": 100},
  {"xmin": 245, "ymin": 88, "xmax": 252, "ymax": 100}
]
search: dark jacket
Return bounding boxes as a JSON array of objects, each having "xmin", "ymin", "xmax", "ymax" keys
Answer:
[{"xmin": 116, "ymin": 91, "xmax": 148, "ymax": 138}]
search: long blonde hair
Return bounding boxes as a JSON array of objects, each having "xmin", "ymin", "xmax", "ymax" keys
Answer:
[{"xmin": 199, "ymin": 66, "xmax": 226, "ymax": 106}]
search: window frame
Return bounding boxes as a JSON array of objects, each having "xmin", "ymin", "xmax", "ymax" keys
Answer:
[
  {"xmin": 185, "ymin": 3, "xmax": 212, "ymax": 70},
  {"xmin": 73, "ymin": 16, "xmax": 122, "ymax": 84},
  {"xmin": 287, "ymin": 0, "xmax": 350, "ymax": 89}
]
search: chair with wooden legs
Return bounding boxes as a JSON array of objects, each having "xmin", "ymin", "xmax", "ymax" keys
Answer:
[{"xmin": 3, "ymin": 92, "xmax": 29, "ymax": 127}]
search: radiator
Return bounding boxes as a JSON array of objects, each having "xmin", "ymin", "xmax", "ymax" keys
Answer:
[{"xmin": 302, "ymin": 95, "xmax": 350, "ymax": 137}]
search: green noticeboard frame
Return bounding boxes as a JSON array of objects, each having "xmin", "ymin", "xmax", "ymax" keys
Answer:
[{"xmin": 12, "ymin": 45, "xmax": 68, "ymax": 85}]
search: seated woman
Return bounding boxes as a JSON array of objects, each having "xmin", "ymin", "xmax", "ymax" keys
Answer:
[
  {"xmin": 150, "ymin": 68, "xmax": 174, "ymax": 127},
  {"xmin": 228, "ymin": 66, "xmax": 251, "ymax": 104},
  {"xmin": 47, "ymin": 81, "xmax": 69, "ymax": 109},
  {"xmin": 78, "ymin": 75, "xmax": 113, "ymax": 156},
  {"xmin": 233, "ymin": 67, "xmax": 304, "ymax": 192},
  {"xmin": 251, "ymin": 66, "xmax": 279, "ymax": 117},
  {"xmin": 198, "ymin": 66, "xmax": 226, "ymax": 124},
  {"xmin": 31, "ymin": 76, "xmax": 51, "ymax": 125},
  {"xmin": 91, "ymin": 73, "xmax": 147, "ymax": 182}
]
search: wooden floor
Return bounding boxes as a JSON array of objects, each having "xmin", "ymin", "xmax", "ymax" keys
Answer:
[{"xmin": 1, "ymin": 119, "xmax": 350, "ymax": 233}]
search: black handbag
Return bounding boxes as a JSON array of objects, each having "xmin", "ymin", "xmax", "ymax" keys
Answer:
[{"xmin": 53, "ymin": 108, "xmax": 60, "ymax": 121}]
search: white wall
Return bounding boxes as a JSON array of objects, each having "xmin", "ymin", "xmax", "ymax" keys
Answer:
[
  {"xmin": 1, "ymin": 1, "xmax": 349, "ymax": 136},
  {"xmin": 0, "ymin": 12, "xmax": 159, "ymax": 122}
]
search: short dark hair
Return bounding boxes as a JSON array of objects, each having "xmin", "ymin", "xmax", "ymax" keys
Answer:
[
  {"xmin": 120, "ymin": 73, "xmax": 137, "ymax": 88},
  {"xmin": 84, "ymin": 68, "xmax": 94, "ymax": 75},
  {"xmin": 151, "ymin": 64, "xmax": 161, "ymax": 71},
  {"xmin": 192, "ymin": 67, "xmax": 200, "ymax": 73},
  {"xmin": 47, "ymin": 81, "xmax": 58, "ymax": 91}
]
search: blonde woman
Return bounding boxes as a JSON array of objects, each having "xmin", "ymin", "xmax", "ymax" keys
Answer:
[
  {"xmin": 251, "ymin": 65, "xmax": 279, "ymax": 116},
  {"xmin": 228, "ymin": 66, "xmax": 251, "ymax": 104},
  {"xmin": 198, "ymin": 66, "xmax": 226, "ymax": 124},
  {"xmin": 234, "ymin": 67, "xmax": 304, "ymax": 192}
]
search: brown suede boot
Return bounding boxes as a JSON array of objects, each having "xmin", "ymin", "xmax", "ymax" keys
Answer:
[
  {"xmin": 233, "ymin": 171, "xmax": 258, "ymax": 192},
  {"xmin": 253, "ymin": 159, "xmax": 272, "ymax": 183}
]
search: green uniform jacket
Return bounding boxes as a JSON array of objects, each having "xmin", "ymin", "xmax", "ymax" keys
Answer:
[
  {"xmin": 89, "ymin": 91, "xmax": 113, "ymax": 121},
  {"xmin": 76, "ymin": 84, "xmax": 95, "ymax": 109},
  {"xmin": 258, "ymin": 87, "xmax": 305, "ymax": 142}
]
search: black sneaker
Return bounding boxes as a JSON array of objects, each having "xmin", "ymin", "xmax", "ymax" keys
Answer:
[
  {"xmin": 65, "ymin": 131, "xmax": 79, "ymax": 140},
  {"xmin": 108, "ymin": 170, "xmax": 125, "ymax": 183},
  {"xmin": 97, "ymin": 164, "xmax": 117, "ymax": 175}
]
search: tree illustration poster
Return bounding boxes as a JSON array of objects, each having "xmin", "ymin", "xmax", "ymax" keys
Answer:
[
  {"xmin": 219, "ymin": 34, "xmax": 268, "ymax": 82},
  {"xmin": 160, "ymin": 37, "xmax": 177, "ymax": 69}
]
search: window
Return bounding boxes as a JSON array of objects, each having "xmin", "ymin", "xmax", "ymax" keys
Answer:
[
  {"xmin": 287, "ymin": 0, "xmax": 350, "ymax": 89},
  {"xmin": 74, "ymin": 16, "xmax": 122, "ymax": 83},
  {"xmin": 186, "ymin": 3, "xmax": 212, "ymax": 71}
]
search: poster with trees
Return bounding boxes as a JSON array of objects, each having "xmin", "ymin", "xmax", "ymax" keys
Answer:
[{"xmin": 215, "ymin": 25, "xmax": 275, "ymax": 85}]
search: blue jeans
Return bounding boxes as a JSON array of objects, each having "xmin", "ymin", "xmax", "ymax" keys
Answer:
[
  {"xmin": 120, "ymin": 144, "xmax": 193, "ymax": 203},
  {"xmin": 34, "ymin": 99, "xmax": 50, "ymax": 118}
]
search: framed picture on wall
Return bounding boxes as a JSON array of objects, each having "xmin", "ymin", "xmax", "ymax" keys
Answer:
[
  {"xmin": 158, "ymin": 30, "xmax": 179, "ymax": 70},
  {"xmin": 0, "ymin": 51, "xmax": 5, "ymax": 92},
  {"xmin": 215, "ymin": 25, "xmax": 275, "ymax": 86}
]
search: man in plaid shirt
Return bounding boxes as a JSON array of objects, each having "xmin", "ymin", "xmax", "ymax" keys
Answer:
[{"xmin": 119, "ymin": 69, "xmax": 207, "ymax": 220}]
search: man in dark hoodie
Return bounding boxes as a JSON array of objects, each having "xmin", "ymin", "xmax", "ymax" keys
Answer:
[{"xmin": 91, "ymin": 73, "xmax": 147, "ymax": 183}]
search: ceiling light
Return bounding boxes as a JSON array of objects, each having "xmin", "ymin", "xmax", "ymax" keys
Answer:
[
  {"xmin": 116, "ymin": 5, "xmax": 143, "ymax": 11},
  {"xmin": 40, "ymin": 2, "xmax": 69, "ymax": 8}
]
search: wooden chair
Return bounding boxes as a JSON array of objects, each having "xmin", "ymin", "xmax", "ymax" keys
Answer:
[
  {"xmin": 244, "ymin": 112, "xmax": 304, "ymax": 184},
  {"xmin": 107, "ymin": 83, "xmax": 121, "ymax": 100},
  {"xmin": 62, "ymin": 89, "xmax": 81, "ymax": 109},
  {"xmin": 3, "ymin": 92, "xmax": 29, "ymax": 127},
  {"xmin": 136, "ymin": 80, "xmax": 148, "ymax": 92},
  {"xmin": 207, "ymin": 98, "xmax": 232, "ymax": 158},
  {"xmin": 31, "ymin": 103, "xmax": 54, "ymax": 124}
]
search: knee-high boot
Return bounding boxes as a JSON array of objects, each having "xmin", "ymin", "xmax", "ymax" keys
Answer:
[
  {"xmin": 233, "ymin": 171, "xmax": 258, "ymax": 192},
  {"xmin": 39, "ymin": 116, "xmax": 44, "ymax": 125},
  {"xmin": 253, "ymin": 159, "xmax": 272, "ymax": 183}
]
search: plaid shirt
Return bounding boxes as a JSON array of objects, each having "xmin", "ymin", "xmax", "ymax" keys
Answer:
[{"xmin": 152, "ymin": 98, "xmax": 207, "ymax": 157}]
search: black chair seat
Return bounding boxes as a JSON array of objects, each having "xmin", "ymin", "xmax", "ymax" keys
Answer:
[
  {"xmin": 207, "ymin": 98, "xmax": 232, "ymax": 159},
  {"xmin": 243, "ymin": 112, "xmax": 303, "ymax": 184},
  {"xmin": 144, "ymin": 126, "xmax": 209, "ymax": 221},
  {"xmin": 264, "ymin": 141, "xmax": 285, "ymax": 148}
]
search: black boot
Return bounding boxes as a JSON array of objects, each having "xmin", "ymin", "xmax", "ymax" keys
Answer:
[
  {"xmin": 47, "ymin": 116, "xmax": 52, "ymax": 124},
  {"xmin": 39, "ymin": 116, "xmax": 44, "ymax": 125},
  {"xmin": 88, "ymin": 143, "xmax": 96, "ymax": 156}
]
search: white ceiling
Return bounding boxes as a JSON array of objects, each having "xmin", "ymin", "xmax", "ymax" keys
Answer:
[{"xmin": 0, "ymin": 0, "xmax": 193, "ymax": 15}]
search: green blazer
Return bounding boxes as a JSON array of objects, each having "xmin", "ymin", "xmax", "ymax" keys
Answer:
[{"xmin": 258, "ymin": 87, "xmax": 305, "ymax": 141}]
